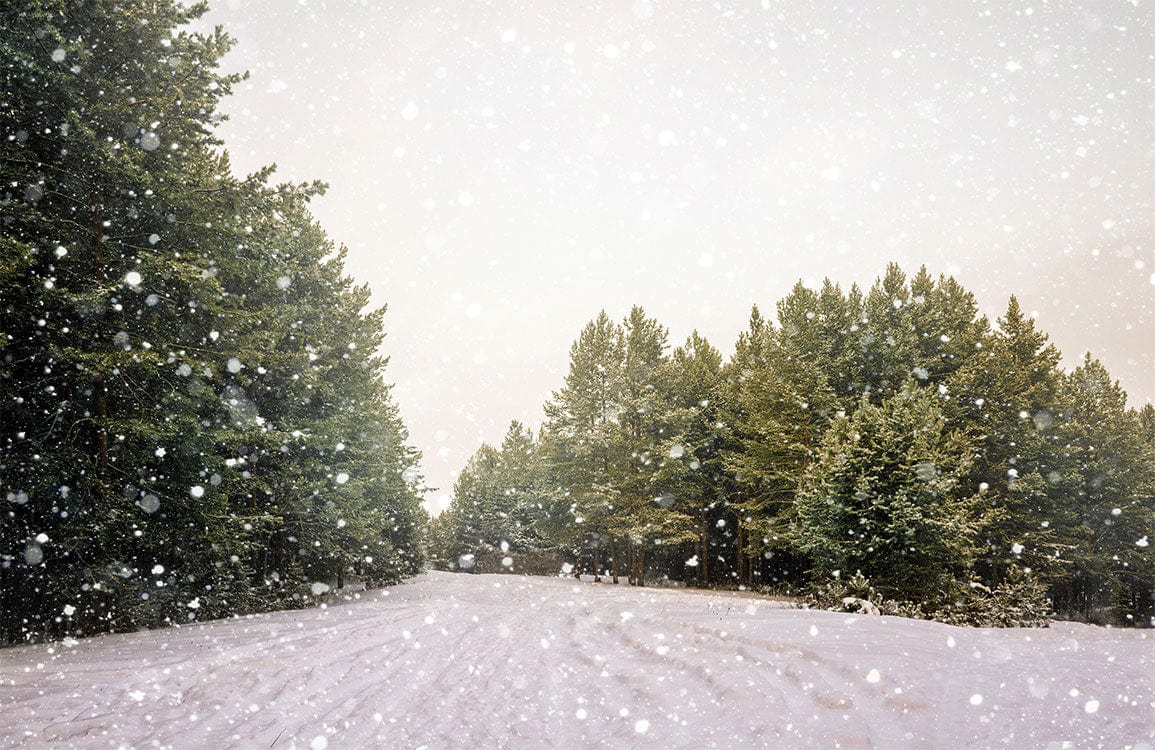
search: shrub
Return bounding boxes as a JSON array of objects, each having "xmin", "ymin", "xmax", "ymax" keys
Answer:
[{"xmin": 805, "ymin": 569, "xmax": 1050, "ymax": 628}]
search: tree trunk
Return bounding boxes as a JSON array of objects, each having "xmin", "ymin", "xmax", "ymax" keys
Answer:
[
  {"xmin": 611, "ymin": 536, "xmax": 619, "ymax": 584},
  {"xmin": 94, "ymin": 374, "xmax": 108, "ymax": 478},
  {"xmin": 701, "ymin": 508, "xmax": 709, "ymax": 587},
  {"xmin": 90, "ymin": 191, "xmax": 109, "ymax": 490},
  {"xmin": 736, "ymin": 524, "xmax": 745, "ymax": 588},
  {"xmin": 593, "ymin": 541, "xmax": 601, "ymax": 583}
]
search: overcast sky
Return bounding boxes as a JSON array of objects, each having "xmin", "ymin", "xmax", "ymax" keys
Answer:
[{"xmin": 199, "ymin": 0, "xmax": 1154, "ymax": 514}]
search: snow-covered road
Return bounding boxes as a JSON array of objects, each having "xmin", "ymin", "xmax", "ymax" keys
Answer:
[{"xmin": 2, "ymin": 571, "xmax": 1152, "ymax": 748}]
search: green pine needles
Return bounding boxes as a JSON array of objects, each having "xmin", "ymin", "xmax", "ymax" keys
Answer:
[
  {"xmin": 1, "ymin": 1, "xmax": 425, "ymax": 644},
  {"xmin": 435, "ymin": 267, "xmax": 1155, "ymax": 627}
]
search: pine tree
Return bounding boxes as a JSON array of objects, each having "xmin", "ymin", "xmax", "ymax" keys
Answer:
[
  {"xmin": 858, "ymin": 263, "xmax": 917, "ymax": 401},
  {"xmin": 773, "ymin": 279, "xmax": 863, "ymax": 406},
  {"xmin": 716, "ymin": 307, "xmax": 773, "ymax": 586},
  {"xmin": 795, "ymin": 386, "xmax": 984, "ymax": 603},
  {"xmin": 947, "ymin": 296, "xmax": 1071, "ymax": 589},
  {"xmin": 906, "ymin": 270, "xmax": 989, "ymax": 388},
  {"xmin": 612, "ymin": 306, "xmax": 694, "ymax": 585},
  {"xmin": 1, "ymin": 0, "xmax": 254, "ymax": 640},
  {"xmin": 1138, "ymin": 404, "xmax": 1155, "ymax": 446},
  {"xmin": 723, "ymin": 306, "xmax": 840, "ymax": 591},
  {"xmin": 1054, "ymin": 355, "xmax": 1155, "ymax": 623},
  {"xmin": 847, "ymin": 265, "xmax": 988, "ymax": 403},
  {"xmin": 1, "ymin": 0, "xmax": 424, "ymax": 642},
  {"xmin": 431, "ymin": 421, "xmax": 547, "ymax": 572},
  {"xmin": 211, "ymin": 187, "xmax": 425, "ymax": 593},
  {"xmin": 662, "ymin": 332, "xmax": 726, "ymax": 586},
  {"xmin": 492, "ymin": 420, "xmax": 549, "ymax": 555},
  {"xmin": 539, "ymin": 311, "xmax": 626, "ymax": 580}
]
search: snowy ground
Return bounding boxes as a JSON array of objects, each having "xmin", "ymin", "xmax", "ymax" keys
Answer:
[{"xmin": 2, "ymin": 571, "xmax": 1152, "ymax": 749}]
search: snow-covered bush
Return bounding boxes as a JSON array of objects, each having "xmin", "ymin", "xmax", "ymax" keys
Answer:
[
  {"xmin": 935, "ymin": 570, "xmax": 1052, "ymax": 628},
  {"xmin": 806, "ymin": 569, "xmax": 1050, "ymax": 627},
  {"xmin": 806, "ymin": 571, "xmax": 925, "ymax": 619}
]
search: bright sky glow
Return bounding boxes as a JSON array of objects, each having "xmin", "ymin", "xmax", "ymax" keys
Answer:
[{"xmin": 200, "ymin": 1, "xmax": 1155, "ymax": 513}]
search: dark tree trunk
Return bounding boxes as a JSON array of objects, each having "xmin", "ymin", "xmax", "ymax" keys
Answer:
[
  {"xmin": 94, "ymin": 374, "xmax": 108, "ymax": 478},
  {"xmin": 90, "ymin": 191, "xmax": 109, "ymax": 489},
  {"xmin": 736, "ymin": 525, "xmax": 745, "ymax": 588},
  {"xmin": 701, "ymin": 508, "xmax": 709, "ymax": 587}
]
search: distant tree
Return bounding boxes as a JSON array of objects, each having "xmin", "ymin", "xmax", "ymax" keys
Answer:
[
  {"xmin": 443, "ymin": 267, "xmax": 1152, "ymax": 628},
  {"xmin": 431, "ymin": 421, "xmax": 547, "ymax": 571},
  {"xmin": 539, "ymin": 311, "xmax": 626, "ymax": 580},
  {"xmin": 716, "ymin": 307, "xmax": 774, "ymax": 586},
  {"xmin": 662, "ymin": 332, "xmax": 726, "ymax": 586},
  {"xmin": 611, "ymin": 307, "xmax": 695, "ymax": 585},
  {"xmin": 1053, "ymin": 356, "xmax": 1155, "ymax": 624},
  {"xmin": 493, "ymin": 421, "xmax": 549, "ymax": 553}
]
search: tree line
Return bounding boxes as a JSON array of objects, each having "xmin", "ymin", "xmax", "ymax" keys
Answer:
[
  {"xmin": 431, "ymin": 267, "xmax": 1155, "ymax": 626},
  {"xmin": 1, "ymin": 1, "xmax": 425, "ymax": 644}
]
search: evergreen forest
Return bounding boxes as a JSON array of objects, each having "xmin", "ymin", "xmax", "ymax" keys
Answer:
[
  {"xmin": 431, "ymin": 269, "xmax": 1155, "ymax": 627},
  {"xmin": 1, "ymin": 1, "xmax": 426, "ymax": 644}
]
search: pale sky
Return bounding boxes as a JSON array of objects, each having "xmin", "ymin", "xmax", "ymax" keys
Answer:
[{"xmin": 199, "ymin": 1, "xmax": 1155, "ymax": 514}]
